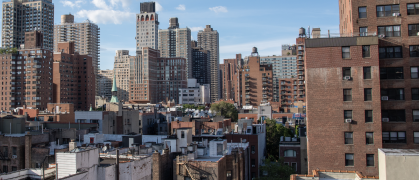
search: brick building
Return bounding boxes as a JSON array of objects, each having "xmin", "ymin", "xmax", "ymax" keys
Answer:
[
  {"xmin": 305, "ymin": 37, "xmax": 382, "ymax": 176},
  {"xmin": 0, "ymin": 31, "xmax": 53, "ymax": 111},
  {"xmin": 53, "ymin": 42, "xmax": 95, "ymax": 110},
  {"xmin": 220, "ymin": 54, "xmax": 243, "ymax": 105},
  {"xmin": 241, "ymin": 48, "xmax": 273, "ymax": 107}
]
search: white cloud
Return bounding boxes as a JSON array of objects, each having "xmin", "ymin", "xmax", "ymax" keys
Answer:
[
  {"xmin": 156, "ymin": 2, "xmax": 163, "ymax": 12},
  {"xmin": 61, "ymin": 0, "xmax": 83, "ymax": 8},
  {"xmin": 109, "ymin": 0, "xmax": 130, "ymax": 8},
  {"xmin": 190, "ymin": 27, "xmax": 204, "ymax": 32},
  {"xmin": 209, "ymin": 6, "xmax": 228, "ymax": 13},
  {"xmin": 176, "ymin": 4, "xmax": 185, "ymax": 11},
  {"xmin": 91, "ymin": 0, "xmax": 110, "ymax": 10},
  {"xmin": 76, "ymin": 9, "xmax": 133, "ymax": 24}
]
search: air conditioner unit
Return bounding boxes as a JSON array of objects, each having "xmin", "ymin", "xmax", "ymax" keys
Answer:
[
  {"xmin": 345, "ymin": 119, "xmax": 352, "ymax": 123},
  {"xmin": 343, "ymin": 76, "xmax": 352, "ymax": 80},
  {"xmin": 393, "ymin": 13, "xmax": 401, "ymax": 17},
  {"xmin": 252, "ymin": 165, "xmax": 256, "ymax": 168},
  {"xmin": 381, "ymin": 96, "xmax": 389, "ymax": 100},
  {"xmin": 382, "ymin": 118, "xmax": 389, "ymax": 122},
  {"xmin": 378, "ymin": 34, "xmax": 386, "ymax": 38},
  {"xmin": 252, "ymin": 151, "xmax": 256, "ymax": 154},
  {"xmin": 12, "ymin": 155, "xmax": 17, "ymax": 159},
  {"xmin": 417, "ymin": 32, "xmax": 419, "ymax": 36}
]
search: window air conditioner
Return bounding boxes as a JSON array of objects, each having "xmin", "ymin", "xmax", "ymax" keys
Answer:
[
  {"xmin": 343, "ymin": 76, "xmax": 352, "ymax": 80},
  {"xmin": 382, "ymin": 118, "xmax": 389, "ymax": 122},
  {"xmin": 252, "ymin": 165, "xmax": 256, "ymax": 168},
  {"xmin": 381, "ymin": 96, "xmax": 389, "ymax": 100},
  {"xmin": 345, "ymin": 119, "xmax": 352, "ymax": 123},
  {"xmin": 393, "ymin": 13, "xmax": 401, "ymax": 17},
  {"xmin": 252, "ymin": 151, "xmax": 256, "ymax": 154},
  {"xmin": 378, "ymin": 34, "xmax": 386, "ymax": 38},
  {"xmin": 12, "ymin": 155, "xmax": 17, "ymax": 159}
]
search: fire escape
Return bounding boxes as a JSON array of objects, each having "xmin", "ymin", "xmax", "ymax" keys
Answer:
[{"xmin": 176, "ymin": 156, "xmax": 213, "ymax": 180}]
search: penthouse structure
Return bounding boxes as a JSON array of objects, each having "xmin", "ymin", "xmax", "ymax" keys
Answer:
[
  {"xmin": 0, "ymin": 31, "xmax": 53, "ymax": 111},
  {"xmin": 53, "ymin": 14, "xmax": 100, "ymax": 95},
  {"xmin": 1, "ymin": 0, "xmax": 54, "ymax": 50},
  {"xmin": 52, "ymin": 41, "xmax": 95, "ymax": 111},
  {"xmin": 136, "ymin": 2, "xmax": 159, "ymax": 50}
]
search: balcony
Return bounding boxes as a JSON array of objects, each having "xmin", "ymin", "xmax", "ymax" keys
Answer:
[
  {"xmin": 245, "ymin": 83, "xmax": 250, "ymax": 87},
  {"xmin": 262, "ymin": 78, "xmax": 268, "ymax": 82}
]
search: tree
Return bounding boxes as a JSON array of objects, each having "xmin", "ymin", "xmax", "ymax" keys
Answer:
[
  {"xmin": 265, "ymin": 118, "xmax": 293, "ymax": 159},
  {"xmin": 210, "ymin": 101, "xmax": 238, "ymax": 122},
  {"xmin": 258, "ymin": 155, "xmax": 295, "ymax": 180}
]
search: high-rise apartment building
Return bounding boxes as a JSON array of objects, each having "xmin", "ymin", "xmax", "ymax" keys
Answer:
[
  {"xmin": 113, "ymin": 50, "xmax": 135, "ymax": 102},
  {"xmin": 158, "ymin": 17, "xmax": 192, "ymax": 78},
  {"xmin": 136, "ymin": 2, "xmax": 159, "ymax": 50},
  {"xmin": 129, "ymin": 47, "xmax": 187, "ymax": 104},
  {"xmin": 0, "ymin": 31, "xmax": 53, "ymax": 111},
  {"xmin": 220, "ymin": 54, "xmax": 243, "ymax": 105},
  {"xmin": 241, "ymin": 48, "xmax": 273, "ymax": 107},
  {"xmin": 1, "ymin": 0, "xmax": 54, "ymax": 50},
  {"xmin": 305, "ymin": 36, "xmax": 382, "ymax": 176},
  {"xmin": 53, "ymin": 14, "xmax": 100, "ymax": 95},
  {"xmin": 98, "ymin": 70, "xmax": 113, "ymax": 100},
  {"xmin": 191, "ymin": 40, "xmax": 210, "ymax": 85},
  {"xmin": 52, "ymin": 42, "xmax": 95, "ymax": 111},
  {"xmin": 198, "ymin": 25, "xmax": 220, "ymax": 102}
]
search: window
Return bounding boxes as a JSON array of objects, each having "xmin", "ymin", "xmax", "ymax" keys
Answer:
[
  {"xmin": 342, "ymin": 47, "xmax": 350, "ymax": 58},
  {"xmin": 362, "ymin": 46, "xmax": 370, "ymax": 57},
  {"xmin": 378, "ymin": 26, "xmax": 401, "ymax": 37},
  {"xmin": 284, "ymin": 150, "xmax": 296, "ymax": 157},
  {"xmin": 226, "ymin": 171, "xmax": 232, "ymax": 178},
  {"xmin": 345, "ymin": 132, "xmax": 353, "ymax": 144},
  {"xmin": 381, "ymin": 88, "xmax": 404, "ymax": 100},
  {"xmin": 365, "ymin": 110, "xmax": 373, "ymax": 123},
  {"xmin": 344, "ymin": 89, "xmax": 352, "ymax": 101},
  {"xmin": 345, "ymin": 154, "xmax": 354, "ymax": 166},
  {"xmin": 380, "ymin": 67, "xmax": 404, "ymax": 79},
  {"xmin": 414, "ymin": 132, "xmax": 419, "ymax": 144},
  {"xmin": 217, "ymin": 144, "xmax": 223, "ymax": 156},
  {"xmin": 12, "ymin": 147, "xmax": 16, "ymax": 156},
  {"xmin": 291, "ymin": 162, "xmax": 297, "ymax": 172},
  {"xmin": 344, "ymin": 110, "xmax": 352, "ymax": 120},
  {"xmin": 12, "ymin": 166, "xmax": 17, "ymax": 172},
  {"xmin": 251, "ymin": 159, "xmax": 256, "ymax": 167},
  {"xmin": 364, "ymin": 88, "xmax": 372, "ymax": 101},
  {"xmin": 3, "ymin": 166, "xmax": 8, "ymax": 173},
  {"xmin": 413, "ymin": 110, "xmax": 419, "ymax": 122},
  {"xmin": 359, "ymin": 7, "xmax": 367, "ymax": 18},
  {"xmin": 413, "ymin": 89, "xmax": 419, "ymax": 100},
  {"xmin": 383, "ymin": 131, "xmax": 406, "ymax": 143},
  {"xmin": 411, "ymin": 46, "xmax": 419, "ymax": 57},
  {"xmin": 408, "ymin": 24, "xmax": 419, "ymax": 36},
  {"xmin": 360, "ymin": 27, "xmax": 368, "ymax": 36},
  {"xmin": 366, "ymin": 132, "xmax": 374, "ymax": 144},
  {"xmin": 379, "ymin": 47, "xmax": 402, "ymax": 59},
  {"xmin": 343, "ymin": 67, "xmax": 351, "ymax": 77},
  {"xmin": 251, "ymin": 145, "xmax": 256, "ymax": 153},
  {"xmin": 382, "ymin": 110, "xmax": 405, "ymax": 122},
  {"xmin": 2, "ymin": 146, "xmax": 8, "ymax": 157},
  {"xmin": 366, "ymin": 154, "xmax": 374, "ymax": 166},
  {"xmin": 411, "ymin": 67, "xmax": 418, "ymax": 79},
  {"xmin": 377, "ymin": 5, "xmax": 400, "ymax": 17},
  {"xmin": 363, "ymin": 67, "xmax": 371, "ymax": 79},
  {"xmin": 181, "ymin": 131, "xmax": 185, "ymax": 138},
  {"xmin": 407, "ymin": 3, "xmax": 419, "ymax": 15}
]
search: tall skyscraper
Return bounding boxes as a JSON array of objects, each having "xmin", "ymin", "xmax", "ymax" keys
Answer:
[
  {"xmin": 1, "ymin": 0, "xmax": 54, "ymax": 50},
  {"xmin": 198, "ymin": 25, "xmax": 220, "ymax": 102},
  {"xmin": 220, "ymin": 54, "xmax": 243, "ymax": 104},
  {"xmin": 113, "ymin": 50, "xmax": 135, "ymax": 102},
  {"xmin": 53, "ymin": 14, "xmax": 100, "ymax": 95},
  {"xmin": 136, "ymin": 2, "xmax": 159, "ymax": 50},
  {"xmin": 98, "ymin": 70, "xmax": 113, "ymax": 100},
  {"xmin": 191, "ymin": 40, "xmax": 210, "ymax": 85},
  {"xmin": 0, "ymin": 31, "xmax": 53, "ymax": 111},
  {"xmin": 158, "ymin": 17, "xmax": 192, "ymax": 78}
]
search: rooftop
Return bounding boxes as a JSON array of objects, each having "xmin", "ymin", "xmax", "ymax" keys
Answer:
[{"xmin": 379, "ymin": 148, "xmax": 419, "ymax": 156}]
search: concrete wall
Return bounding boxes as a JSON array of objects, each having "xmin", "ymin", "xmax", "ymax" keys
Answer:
[
  {"xmin": 379, "ymin": 151, "xmax": 419, "ymax": 180},
  {"xmin": 75, "ymin": 111, "xmax": 103, "ymax": 133}
]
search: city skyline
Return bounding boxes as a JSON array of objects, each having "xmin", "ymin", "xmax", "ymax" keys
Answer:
[{"xmin": 0, "ymin": 0, "xmax": 339, "ymax": 70}]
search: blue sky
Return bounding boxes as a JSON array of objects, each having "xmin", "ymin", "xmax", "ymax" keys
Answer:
[{"xmin": 5, "ymin": 0, "xmax": 340, "ymax": 70}]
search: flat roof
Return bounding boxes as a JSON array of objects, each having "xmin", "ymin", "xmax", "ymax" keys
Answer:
[
  {"xmin": 193, "ymin": 157, "xmax": 222, "ymax": 162},
  {"xmin": 379, "ymin": 148, "xmax": 419, "ymax": 156}
]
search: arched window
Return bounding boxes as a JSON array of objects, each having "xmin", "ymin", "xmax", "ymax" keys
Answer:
[
  {"xmin": 141, "ymin": 15, "xmax": 144, "ymax": 21},
  {"xmin": 284, "ymin": 150, "xmax": 296, "ymax": 157},
  {"xmin": 150, "ymin": 14, "xmax": 154, "ymax": 21},
  {"xmin": 145, "ymin": 15, "xmax": 149, "ymax": 21}
]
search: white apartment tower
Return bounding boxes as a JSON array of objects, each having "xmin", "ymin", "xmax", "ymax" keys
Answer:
[
  {"xmin": 198, "ymin": 25, "xmax": 220, "ymax": 102},
  {"xmin": 136, "ymin": 2, "xmax": 159, "ymax": 50},
  {"xmin": 2, "ymin": 0, "xmax": 54, "ymax": 49},
  {"xmin": 114, "ymin": 50, "xmax": 135, "ymax": 102},
  {"xmin": 54, "ymin": 14, "xmax": 100, "ymax": 95},
  {"xmin": 158, "ymin": 17, "xmax": 192, "ymax": 78}
]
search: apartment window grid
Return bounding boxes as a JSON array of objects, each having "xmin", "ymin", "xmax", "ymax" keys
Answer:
[
  {"xmin": 407, "ymin": 3, "xmax": 419, "ymax": 15},
  {"xmin": 362, "ymin": 46, "xmax": 370, "ymax": 58},
  {"xmin": 342, "ymin": 67, "xmax": 351, "ymax": 77},
  {"xmin": 408, "ymin": 24, "xmax": 419, "ymax": 36},
  {"xmin": 411, "ymin": 67, "xmax": 418, "ymax": 79},
  {"xmin": 379, "ymin": 47, "xmax": 402, "ymax": 59},
  {"xmin": 411, "ymin": 46, "xmax": 419, "ymax": 57},
  {"xmin": 382, "ymin": 110, "xmax": 405, "ymax": 122},
  {"xmin": 345, "ymin": 132, "xmax": 353, "ymax": 144},
  {"xmin": 342, "ymin": 47, "xmax": 350, "ymax": 59},
  {"xmin": 366, "ymin": 132, "xmax": 374, "ymax": 145},
  {"xmin": 413, "ymin": 88, "xmax": 419, "ymax": 100},
  {"xmin": 378, "ymin": 26, "xmax": 401, "ymax": 37},
  {"xmin": 365, "ymin": 110, "xmax": 373, "ymax": 123},
  {"xmin": 364, "ymin": 88, "xmax": 372, "ymax": 101},
  {"xmin": 345, "ymin": 154, "xmax": 354, "ymax": 166},
  {"xmin": 344, "ymin": 110, "xmax": 352, "ymax": 120},
  {"xmin": 359, "ymin": 7, "xmax": 367, "ymax": 18},
  {"xmin": 343, "ymin": 89, "xmax": 352, "ymax": 101},
  {"xmin": 414, "ymin": 132, "xmax": 419, "ymax": 144},
  {"xmin": 363, "ymin": 67, "xmax": 371, "ymax": 79},
  {"xmin": 380, "ymin": 67, "xmax": 404, "ymax": 79},
  {"xmin": 381, "ymin": 88, "xmax": 404, "ymax": 100},
  {"xmin": 413, "ymin": 110, "xmax": 419, "ymax": 122},
  {"xmin": 376, "ymin": 5, "xmax": 400, "ymax": 17},
  {"xmin": 383, "ymin": 131, "xmax": 406, "ymax": 143},
  {"xmin": 366, "ymin": 154, "xmax": 374, "ymax": 167}
]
